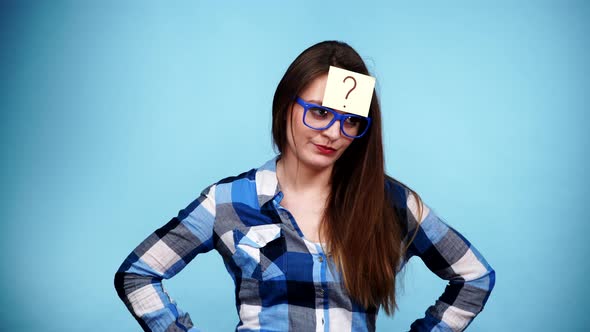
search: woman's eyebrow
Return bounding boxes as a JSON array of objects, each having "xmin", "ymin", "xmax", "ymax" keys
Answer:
[
  {"xmin": 304, "ymin": 99, "xmax": 350, "ymax": 115},
  {"xmin": 307, "ymin": 99, "xmax": 323, "ymax": 104}
]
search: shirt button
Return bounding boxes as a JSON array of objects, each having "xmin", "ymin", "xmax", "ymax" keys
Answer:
[
  {"xmin": 318, "ymin": 256, "xmax": 324, "ymax": 263},
  {"xmin": 318, "ymin": 289, "xmax": 324, "ymax": 296}
]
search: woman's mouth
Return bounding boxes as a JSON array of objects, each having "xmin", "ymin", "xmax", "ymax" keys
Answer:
[{"xmin": 314, "ymin": 144, "xmax": 336, "ymax": 154}]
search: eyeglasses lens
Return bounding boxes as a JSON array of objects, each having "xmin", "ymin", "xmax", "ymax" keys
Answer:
[{"xmin": 304, "ymin": 106, "xmax": 368, "ymax": 137}]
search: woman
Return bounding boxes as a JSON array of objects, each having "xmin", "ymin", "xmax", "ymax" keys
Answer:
[{"xmin": 114, "ymin": 40, "xmax": 495, "ymax": 331}]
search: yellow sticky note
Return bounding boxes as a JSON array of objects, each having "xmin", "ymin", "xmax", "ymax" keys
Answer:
[{"xmin": 322, "ymin": 66, "xmax": 375, "ymax": 117}]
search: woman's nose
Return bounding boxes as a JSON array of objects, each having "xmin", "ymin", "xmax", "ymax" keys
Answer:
[{"xmin": 322, "ymin": 120, "xmax": 342, "ymax": 138}]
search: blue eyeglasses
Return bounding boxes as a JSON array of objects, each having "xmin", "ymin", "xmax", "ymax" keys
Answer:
[{"xmin": 295, "ymin": 97, "xmax": 371, "ymax": 138}]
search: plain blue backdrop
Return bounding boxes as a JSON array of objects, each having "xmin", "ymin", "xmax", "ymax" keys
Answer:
[{"xmin": 1, "ymin": 1, "xmax": 588, "ymax": 331}]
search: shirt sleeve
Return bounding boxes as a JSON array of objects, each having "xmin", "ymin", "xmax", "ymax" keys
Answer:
[
  {"xmin": 403, "ymin": 191, "xmax": 496, "ymax": 332},
  {"xmin": 114, "ymin": 184, "xmax": 217, "ymax": 332}
]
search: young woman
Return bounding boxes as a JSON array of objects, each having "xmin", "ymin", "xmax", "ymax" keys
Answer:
[{"xmin": 115, "ymin": 40, "xmax": 495, "ymax": 331}]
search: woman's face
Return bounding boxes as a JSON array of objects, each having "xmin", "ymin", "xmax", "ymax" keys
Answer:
[{"xmin": 284, "ymin": 73, "xmax": 355, "ymax": 171}]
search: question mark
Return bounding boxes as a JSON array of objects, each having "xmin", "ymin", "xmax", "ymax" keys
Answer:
[{"xmin": 342, "ymin": 76, "xmax": 357, "ymax": 108}]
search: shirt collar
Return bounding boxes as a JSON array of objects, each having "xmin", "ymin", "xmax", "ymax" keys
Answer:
[{"xmin": 255, "ymin": 155, "xmax": 282, "ymax": 207}]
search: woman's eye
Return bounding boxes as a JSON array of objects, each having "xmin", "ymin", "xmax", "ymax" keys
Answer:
[
  {"xmin": 310, "ymin": 108, "xmax": 329, "ymax": 118},
  {"xmin": 345, "ymin": 117, "xmax": 360, "ymax": 127}
]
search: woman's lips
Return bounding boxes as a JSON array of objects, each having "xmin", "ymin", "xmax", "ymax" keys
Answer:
[{"xmin": 314, "ymin": 144, "xmax": 336, "ymax": 154}]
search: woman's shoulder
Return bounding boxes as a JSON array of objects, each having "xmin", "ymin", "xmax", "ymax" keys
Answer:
[
  {"xmin": 385, "ymin": 176, "xmax": 433, "ymax": 232},
  {"xmin": 199, "ymin": 157, "xmax": 278, "ymax": 205},
  {"xmin": 385, "ymin": 176, "xmax": 430, "ymax": 225},
  {"xmin": 199, "ymin": 167, "xmax": 258, "ymax": 198},
  {"xmin": 385, "ymin": 175, "xmax": 410, "ymax": 209}
]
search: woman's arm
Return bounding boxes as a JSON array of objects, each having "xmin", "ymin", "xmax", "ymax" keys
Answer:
[
  {"xmin": 114, "ymin": 184, "xmax": 217, "ymax": 332},
  {"xmin": 404, "ymin": 192, "xmax": 496, "ymax": 332}
]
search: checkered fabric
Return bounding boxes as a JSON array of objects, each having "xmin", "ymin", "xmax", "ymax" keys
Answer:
[{"xmin": 114, "ymin": 156, "xmax": 495, "ymax": 331}]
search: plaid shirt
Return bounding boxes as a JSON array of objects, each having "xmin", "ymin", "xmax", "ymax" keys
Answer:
[{"xmin": 114, "ymin": 156, "xmax": 495, "ymax": 332}]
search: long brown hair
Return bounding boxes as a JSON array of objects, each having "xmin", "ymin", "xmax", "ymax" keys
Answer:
[{"xmin": 272, "ymin": 40, "xmax": 424, "ymax": 315}]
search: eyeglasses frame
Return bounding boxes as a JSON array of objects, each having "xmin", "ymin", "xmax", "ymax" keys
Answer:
[{"xmin": 294, "ymin": 96, "xmax": 372, "ymax": 139}]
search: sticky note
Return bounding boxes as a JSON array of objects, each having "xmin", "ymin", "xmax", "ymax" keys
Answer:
[{"xmin": 322, "ymin": 66, "xmax": 375, "ymax": 117}]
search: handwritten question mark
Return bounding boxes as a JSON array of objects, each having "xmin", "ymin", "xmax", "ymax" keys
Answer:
[{"xmin": 342, "ymin": 76, "xmax": 357, "ymax": 108}]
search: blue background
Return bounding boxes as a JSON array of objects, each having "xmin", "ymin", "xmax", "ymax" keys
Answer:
[{"xmin": 1, "ymin": 1, "xmax": 588, "ymax": 331}]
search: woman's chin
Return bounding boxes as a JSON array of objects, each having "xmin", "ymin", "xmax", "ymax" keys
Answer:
[{"xmin": 301, "ymin": 153, "xmax": 340, "ymax": 171}]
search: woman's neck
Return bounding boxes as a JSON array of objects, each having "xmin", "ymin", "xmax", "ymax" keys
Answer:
[{"xmin": 276, "ymin": 152, "xmax": 332, "ymax": 195}]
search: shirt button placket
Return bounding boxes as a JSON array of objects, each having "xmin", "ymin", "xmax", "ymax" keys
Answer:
[
  {"xmin": 317, "ymin": 255, "xmax": 325, "ymax": 297},
  {"xmin": 317, "ymin": 254, "xmax": 327, "ymax": 329}
]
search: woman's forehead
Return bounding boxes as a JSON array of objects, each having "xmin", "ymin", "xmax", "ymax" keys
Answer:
[
  {"xmin": 296, "ymin": 97, "xmax": 351, "ymax": 116},
  {"xmin": 299, "ymin": 74, "xmax": 328, "ymax": 100},
  {"xmin": 297, "ymin": 74, "xmax": 357, "ymax": 115}
]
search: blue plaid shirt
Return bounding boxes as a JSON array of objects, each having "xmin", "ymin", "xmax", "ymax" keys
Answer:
[{"xmin": 115, "ymin": 156, "xmax": 495, "ymax": 331}]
